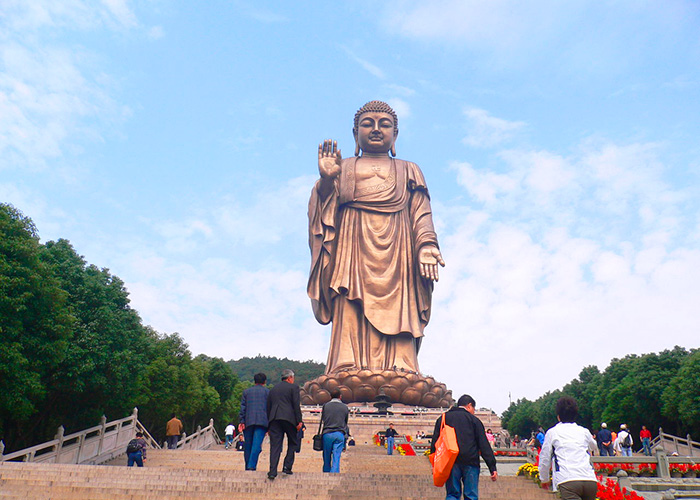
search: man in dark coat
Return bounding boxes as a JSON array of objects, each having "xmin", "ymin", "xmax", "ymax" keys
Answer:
[
  {"xmin": 266, "ymin": 369, "xmax": 303, "ymax": 480},
  {"xmin": 431, "ymin": 394, "xmax": 497, "ymax": 500},
  {"xmin": 596, "ymin": 422, "xmax": 613, "ymax": 456},
  {"xmin": 238, "ymin": 372, "xmax": 270, "ymax": 470}
]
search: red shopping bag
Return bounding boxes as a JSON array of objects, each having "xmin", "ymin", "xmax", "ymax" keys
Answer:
[{"xmin": 429, "ymin": 414, "xmax": 459, "ymax": 486}]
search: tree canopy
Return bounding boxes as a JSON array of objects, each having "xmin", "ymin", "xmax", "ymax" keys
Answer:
[
  {"xmin": 0, "ymin": 204, "xmax": 242, "ymax": 450},
  {"xmin": 501, "ymin": 347, "xmax": 697, "ymax": 440}
]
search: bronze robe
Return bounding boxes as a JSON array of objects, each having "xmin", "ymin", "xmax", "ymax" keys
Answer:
[{"xmin": 308, "ymin": 158, "xmax": 439, "ymax": 373}]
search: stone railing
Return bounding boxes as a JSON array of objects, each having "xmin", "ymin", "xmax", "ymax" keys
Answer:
[
  {"xmin": 0, "ymin": 407, "xmax": 159, "ymax": 465},
  {"xmin": 175, "ymin": 418, "xmax": 220, "ymax": 450},
  {"xmin": 652, "ymin": 427, "xmax": 700, "ymax": 457}
]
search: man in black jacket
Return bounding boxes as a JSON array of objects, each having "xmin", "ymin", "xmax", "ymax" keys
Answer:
[
  {"xmin": 430, "ymin": 394, "xmax": 497, "ymax": 500},
  {"xmin": 266, "ymin": 369, "xmax": 303, "ymax": 480}
]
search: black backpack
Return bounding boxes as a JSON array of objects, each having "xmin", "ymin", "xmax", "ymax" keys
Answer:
[
  {"xmin": 621, "ymin": 433, "xmax": 631, "ymax": 448},
  {"xmin": 126, "ymin": 439, "xmax": 141, "ymax": 453}
]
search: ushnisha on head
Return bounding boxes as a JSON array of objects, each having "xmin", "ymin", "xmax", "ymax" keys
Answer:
[{"xmin": 352, "ymin": 100, "xmax": 399, "ymax": 157}]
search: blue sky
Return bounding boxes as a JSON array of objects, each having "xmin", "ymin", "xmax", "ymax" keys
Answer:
[{"xmin": 2, "ymin": 1, "xmax": 700, "ymax": 414}]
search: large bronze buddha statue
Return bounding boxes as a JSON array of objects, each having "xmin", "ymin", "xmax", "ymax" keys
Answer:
[{"xmin": 302, "ymin": 101, "xmax": 453, "ymax": 408}]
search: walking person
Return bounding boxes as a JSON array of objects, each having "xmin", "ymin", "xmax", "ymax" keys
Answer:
[
  {"xmin": 165, "ymin": 413, "xmax": 183, "ymax": 450},
  {"xmin": 126, "ymin": 432, "xmax": 148, "ymax": 467},
  {"xmin": 430, "ymin": 394, "xmax": 498, "ymax": 500},
  {"xmin": 385, "ymin": 423, "xmax": 398, "ymax": 455},
  {"xmin": 238, "ymin": 372, "xmax": 270, "ymax": 470},
  {"xmin": 320, "ymin": 389, "xmax": 349, "ymax": 473},
  {"xmin": 539, "ymin": 397, "xmax": 597, "ymax": 500},
  {"xmin": 266, "ymin": 369, "xmax": 303, "ymax": 480},
  {"xmin": 224, "ymin": 422, "xmax": 235, "ymax": 449}
]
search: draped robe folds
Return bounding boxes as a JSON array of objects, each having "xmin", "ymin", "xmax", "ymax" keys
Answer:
[{"xmin": 307, "ymin": 157, "xmax": 440, "ymax": 374}]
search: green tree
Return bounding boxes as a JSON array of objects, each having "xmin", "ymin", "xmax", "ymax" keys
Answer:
[
  {"xmin": 561, "ymin": 365, "xmax": 601, "ymax": 430},
  {"xmin": 227, "ymin": 355, "xmax": 324, "ymax": 386},
  {"xmin": 0, "ymin": 205, "xmax": 73, "ymax": 449},
  {"xmin": 135, "ymin": 332, "xmax": 221, "ymax": 443},
  {"xmin": 38, "ymin": 239, "xmax": 151, "ymax": 434},
  {"xmin": 501, "ymin": 398, "xmax": 538, "ymax": 437},
  {"xmin": 663, "ymin": 349, "xmax": 700, "ymax": 437}
]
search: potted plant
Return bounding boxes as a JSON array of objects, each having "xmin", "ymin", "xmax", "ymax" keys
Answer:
[
  {"xmin": 595, "ymin": 463, "xmax": 613, "ymax": 476},
  {"xmin": 621, "ymin": 462, "xmax": 637, "ymax": 477},
  {"xmin": 638, "ymin": 463, "xmax": 656, "ymax": 477},
  {"xmin": 670, "ymin": 463, "xmax": 687, "ymax": 478},
  {"xmin": 682, "ymin": 463, "xmax": 696, "ymax": 478},
  {"xmin": 689, "ymin": 464, "xmax": 700, "ymax": 478}
]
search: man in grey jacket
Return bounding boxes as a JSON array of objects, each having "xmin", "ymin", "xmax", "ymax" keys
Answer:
[{"xmin": 321, "ymin": 389, "xmax": 349, "ymax": 473}]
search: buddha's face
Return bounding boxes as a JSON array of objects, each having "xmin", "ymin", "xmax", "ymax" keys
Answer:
[{"xmin": 355, "ymin": 111, "xmax": 397, "ymax": 155}]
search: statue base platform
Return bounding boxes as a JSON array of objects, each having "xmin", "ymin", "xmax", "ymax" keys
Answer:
[{"xmin": 300, "ymin": 368, "xmax": 454, "ymax": 408}]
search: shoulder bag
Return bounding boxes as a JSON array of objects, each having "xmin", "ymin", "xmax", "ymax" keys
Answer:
[
  {"xmin": 429, "ymin": 413, "xmax": 459, "ymax": 487},
  {"xmin": 312, "ymin": 407, "xmax": 324, "ymax": 452}
]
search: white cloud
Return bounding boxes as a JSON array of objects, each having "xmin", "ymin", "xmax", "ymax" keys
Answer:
[
  {"xmin": 418, "ymin": 136, "xmax": 700, "ymax": 413},
  {"xmin": 382, "ymin": 0, "xmax": 572, "ymax": 49},
  {"xmin": 388, "ymin": 98, "xmax": 411, "ymax": 121},
  {"xmin": 342, "ymin": 47, "xmax": 386, "ymax": 80},
  {"xmin": 233, "ymin": 1, "xmax": 287, "ymax": 24},
  {"xmin": 451, "ymin": 161, "xmax": 519, "ymax": 203},
  {"xmin": 384, "ymin": 84, "xmax": 416, "ymax": 97},
  {"xmin": 148, "ymin": 25, "xmax": 165, "ymax": 40},
  {"xmin": 2, "ymin": 0, "xmax": 139, "ymax": 31},
  {"xmin": 0, "ymin": 0, "xmax": 141, "ymax": 173},
  {"xmin": 100, "ymin": 0, "xmax": 138, "ymax": 28},
  {"xmin": 462, "ymin": 107, "xmax": 525, "ymax": 148}
]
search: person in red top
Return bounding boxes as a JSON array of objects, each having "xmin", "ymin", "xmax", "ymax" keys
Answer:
[{"xmin": 640, "ymin": 426, "xmax": 652, "ymax": 456}]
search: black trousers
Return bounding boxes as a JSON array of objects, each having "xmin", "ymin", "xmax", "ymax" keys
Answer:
[{"xmin": 268, "ymin": 420, "xmax": 299, "ymax": 475}]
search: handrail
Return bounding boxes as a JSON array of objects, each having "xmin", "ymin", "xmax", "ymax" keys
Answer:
[
  {"xmin": 0, "ymin": 407, "xmax": 161, "ymax": 465},
  {"xmin": 135, "ymin": 420, "xmax": 160, "ymax": 449},
  {"xmin": 176, "ymin": 418, "xmax": 220, "ymax": 451},
  {"xmin": 652, "ymin": 427, "xmax": 700, "ymax": 457}
]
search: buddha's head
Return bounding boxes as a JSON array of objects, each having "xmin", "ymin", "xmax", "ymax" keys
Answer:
[{"xmin": 353, "ymin": 101, "xmax": 399, "ymax": 157}]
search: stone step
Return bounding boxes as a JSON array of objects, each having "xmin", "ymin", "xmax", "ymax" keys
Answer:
[{"xmin": 0, "ymin": 443, "xmax": 548, "ymax": 500}]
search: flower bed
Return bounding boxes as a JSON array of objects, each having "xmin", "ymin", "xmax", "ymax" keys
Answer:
[
  {"xmin": 669, "ymin": 463, "xmax": 699, "ymax": 477},
  {"xmin": 397, "ymin": 443, "xmax": 416, "ymax": 456},
  {"xmin": 597, "ymin": 477, "xmax": 644, "ymax": 500},
  {"xmin": 593, "ymin": 463, "xmax": 657, "ymax": 477},
  {"xmin": 494, "ymin": 449, "xmax": 526, "ymax": 456},
  {"xmin": 518, "ymin": 464, "xmax": 645, "ymax": 499}
]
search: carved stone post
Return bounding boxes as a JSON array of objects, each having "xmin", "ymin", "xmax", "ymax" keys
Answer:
[
  {"xmin": 0, "ymin": 440, "xmax": 5, "ymax": 459},
  {"xmin": 687, "ymin": 434, "xmax": 693, "ymax": 457},
  {"xmin": 656, "ymin": 448, "xmax": 670, "ymax": 479},
  {"xmin": 77, "ymin": 433, "xmax": 85, "ymax": 464},
  {"xmin": 97, "ymin": 415, "xmax": 107, "ymax": 455},
  {"xmin": 54, "ymin": 425, "xmax": 65, "ymax": 463}
]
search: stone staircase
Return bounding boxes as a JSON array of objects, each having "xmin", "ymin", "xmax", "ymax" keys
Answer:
[{"xmin": 0, "ymin": 442, "xmax": 552, "ymax": 499}]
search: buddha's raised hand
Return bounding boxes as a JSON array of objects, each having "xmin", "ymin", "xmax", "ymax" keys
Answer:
[{"xmin": 318, "ymin": 139, "xmax": 342, "ymax": 179}]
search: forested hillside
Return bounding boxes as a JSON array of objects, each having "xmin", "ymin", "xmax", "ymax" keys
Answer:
[
  {"xmin": 228, "ymin": 355, "xmax": 325, "ymax": 387},
  {"xmin": 502, "ymin": 346, "xmax": 700, "ymax": 440}
]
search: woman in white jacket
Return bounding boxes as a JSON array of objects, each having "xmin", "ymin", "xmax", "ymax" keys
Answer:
[{"xmin": 539, "ymin": 397, "xmax": 598, "ymax": 500}]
